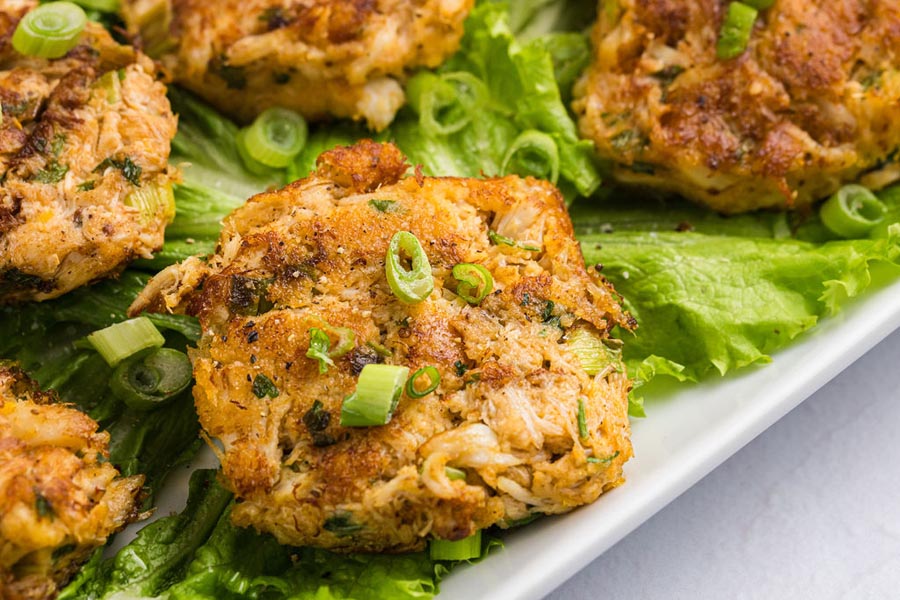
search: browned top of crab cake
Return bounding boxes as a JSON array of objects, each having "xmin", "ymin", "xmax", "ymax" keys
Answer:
[
  {"xmin": 131, "ymin": 140, "xmax": 633, "ymax": 553},
  {"xmin": 121, "ymin": 0, "xmax": 473, "ymax": 130},
  {"xmin": 0, "ymin": 1, "xmax": 177, "ymax": 303},
  {"xmin": 573, "ymin": 0, "xmax": 900, "ymax": 213},
  {"xmin": 0, "ymin": 362, "xmax": 144, "ymax": 599}
]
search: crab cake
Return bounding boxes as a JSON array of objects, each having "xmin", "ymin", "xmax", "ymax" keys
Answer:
[
  {"xmin": 130, "ymin": 140, "xmax": 633, "ymax": 552},
  {"xmin": 120, "ymin": 0, "xmax": 473, "ymax": 130},
  {"xmin": 0, "ymin": 362, "xmax": 144, "ymax": 599},
  {"xmin": 573, "ymin": 0, "xmax": 900, "ymax": 213},
  {"xmin": 0, "ymin": 1, "xmax": 177, "ymax": 303}
]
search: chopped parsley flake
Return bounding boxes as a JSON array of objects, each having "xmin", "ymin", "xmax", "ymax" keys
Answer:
[
  {"xmin": 369, "ymin": 199, "xmax": 399, "ymax": 213},
  {"xmin": 94, "ymin": 156, "xmax": 142, "ymax": 186},
  {"xmin": 34, "ymin": 161, "xmax": 68, "ymax": 184},
  {"xmin": 251, "ymin": 374, "xmax": 279, "ymax": 398}
]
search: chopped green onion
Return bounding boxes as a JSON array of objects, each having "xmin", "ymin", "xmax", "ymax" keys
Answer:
[
  {"xmin": 406, "ymin": 71, "xmax": 488, "ymax": 136},
  {"xmin": 489, "ymin": 231, "xmax": 515, "ymax": 247},
  {"xmin": 488, "ymin": 230, "xmax": 541, "ymax": 253},
  {"xmin": 307, "ymin": 327, "xmax": 335, "ymax": 374},
  {"xmin": 741, "ymin": 0, "xmax": 774, "ymax": 8},
  {"xmin": 445, "ymin": 466, "xmax": 467, "ymax": 481},
  {"xmin": 500, "ymin": 130, "xmax": 560, "ymax": 184},
  {"xmin": 235, "ymin": 129, "xmax": 278, "ymax": 176},
  {"xmin": 307, "ymin": 321, "xmax": 357, "ymax": 373},
  {"xmin": 385, "ymin": 231, "xmax": 434, "ymax": 304},
  {"xmin": 87, "ymin": 316, "xmax": 165, "ymax": 366},
  {"xmin": 405, "ymin": 366, "xmax": 441, "ymax": 398},
  {"xmin": 323, "ymin": 323, "xmax": 356, "ymax": 358},
  {"xmin": 72, "ymin": 0, "xmax": 120, "ymax": 11},
  {"xmin": 429, "ymin": 530, "xmax": 482, "ymax": 561},
  {"xmin": 125, "ymin": 182, "xmax": 175, "ymax": 224},
  {"xmin": 452, "ymin": 263, "xmax": 494, "ymax": 305},
  {"xmin": 12, "ymin": 2, "xmax": 87, "ymax": 59},
  {"xmin": 340, "ymin": 364, "xmax": 409, "ymax": 427},
  {"xmin": 109, "ymin": 348, "xmax": 192, "ymax": 411},
  {"xmin": 252, "ymin": 374, "xmax": 279, "ymax": 399},
  {"xmin": 716, "ymin": 2, "xmax": 758, "ymax": 60},
  {"xmin": 94, "ymin": 69, "xmax": 122, "ymax": 103},
  {"xmin": 240, "ymin": 107, "xmax": 307, "ymax": 168},
  {"xmin": 577, "ymin": 398, "xmax": 589, "ymax": 439},
  {"xmin": 587, "ymin": 451, "xmax": 620, "ymax": 465},
  {"xmin": 566, "ymin": 328, "xmax": 612, "ymax": 376},
  {"xmin": 820, "ymin": 184, "xmax": 887, "ymax": 239}
]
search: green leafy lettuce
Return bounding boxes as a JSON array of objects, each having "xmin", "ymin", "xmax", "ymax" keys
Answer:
[
  {"xmin": 0, "ymin": 274, "xmax": 201, "ymax": 502},
  {"xmin": 61, "ymin": 470, "xmax": 473, "ymax": 600},
  {"xmin": 574, "ymin": 187, "xmax": 900, "ymax": 415},
  {"xmin": 284, "ymin": 3, "xmax": 599, "ymax": 199}
]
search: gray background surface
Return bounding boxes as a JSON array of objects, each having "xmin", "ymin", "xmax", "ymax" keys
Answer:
[{"xmin": 547, "ymin": 328, "xmax": 900, "ymax": 599}]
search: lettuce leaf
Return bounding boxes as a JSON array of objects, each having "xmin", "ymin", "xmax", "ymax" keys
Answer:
[
  {"xmin": 0, "ymin": 274, "xmax": 201, "ymax": 501},
  {"xmin": 282, "ymin": 3, "xmax": 599, "ymax": 199},
  {"xmin": 60, "ymin": 470, "xmax": 234, "ymax": 600},
  {"xmin": 168, "ymin": 89, "xmax": 282, "ymax": 199},
  {"xmin": 61, "ymin": 471, "xmax": 451, "ymax": 600},
  {"xmin": 394, "ymin": 3, "xmax": 600, "ymax": 198},
  {"xmin": 579, "ymin": 214, "xmax": 900, "ymax": 391}
]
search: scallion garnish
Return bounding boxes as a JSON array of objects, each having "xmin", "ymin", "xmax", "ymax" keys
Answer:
[
  {"xmin": 406, "ymin": 71, "xmax": 488, "ymax": 136},
  {"xmin": 240, "ymin": 107, "xmax": 307, "ymax": 168},
  {"xmin": 12, "ymin": 2, "xmax": 87, "ymax": 59},
  {"xmin": 500, "ymin": 130, "xmax": 560, "ymax": 184},
  {"xmin": 124, "ymin": 182, "xmax": 175, "ymax": 224},
  {"xmin": 87, "ymin": 316, "xmax": 165, "ymax": 366},
  {"xmin": 741, "ymin": 0, "xmax": 774, "ymax": 8},
  {"xmin": 385, "ymin": 231, "xmax": 433, "ymax": 304},
  {"xmin": 820, "ymin": 184, "xmax": 887, "ymax": 239},
  {"xmin": 587, "ymin": 451, "xmax": 620, "ymax": 465},
  {"xmin": 340, "ymin": 363, "xmax": 409, "ymax": 427},
  {"xmin": 577, "ymin": 398, "xmax": 589, "ymax": 439},
  {"xmin": 405, "ymin": 365, "xmax": 441, "ymax": 399},
  {"xmin": 445, "ymin": 466, "xmax": 467, "ymax": 481},
  {"xmin": 566, "ymin": 328, "xmax": 611, "ymax": 375},
  {"xmin": 716, "ymin": 2, "xmax": 758, "ymax": 60},
  {"xmin": 307, "ymin": 327, "xmax": 335, "ymax": 374},
  {"xmin": 488, "ymin": 230, "xmax": 541, "ymax": 253},
  {"xmin": 109, "ymin": 348, "xmax": 192, "ymax": 411},
  {"xmin": 72, "ymin": 0, "xmax": 120, "ymax": 11},
  {"xmin": 429, "ymin": 530, "xmax": 482, "ymax": 561},
  {"xmin": 452, "ymin": 263, "xmax": 494, "ymax": 305},
  {"xmin": 306, "ymin": 321, "xmax": 357, "ymax": 373}
]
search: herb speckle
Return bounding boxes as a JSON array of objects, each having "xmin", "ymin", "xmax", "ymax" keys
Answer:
[{"xmin": 251, "ymin": 374, "xmax": 279, "ymax": 398}]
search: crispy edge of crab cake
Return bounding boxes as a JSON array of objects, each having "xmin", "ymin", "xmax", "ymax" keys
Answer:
[
  {"xmin": 0, "ymin": 5, "xmax": 178, "ymax": 303},
  {"xmin": 131, "ymin": 140, "xmax": 634, "ymax": 552},
  {"xmin": 0, "ymin": 362, "xmax": 144, "ymax": 599},
  {"xmin": 573, "ymin": 0, "xmax": 900, "ymax": 213},
  {"xmin": 121, "ymin": 0, "xmax": 474, "ymax": 129}
]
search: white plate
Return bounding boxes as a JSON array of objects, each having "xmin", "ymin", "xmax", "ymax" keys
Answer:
[
  {"xmin": 125, "ymin": 275, "xmax": 900, "ymax": 599},
  {"xmin": 439, "ymin": 275, "xmax": 900, "ymax": 600}
]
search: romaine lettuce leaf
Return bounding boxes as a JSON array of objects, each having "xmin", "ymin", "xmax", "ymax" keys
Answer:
[
  {"xmin": 286, "ymin": 3, "xmax": 600, "ymax": 200},
  {"xmin": 579, "ymin": 211, "xmax": 900, "ymax": 393},
  {"xmin": 61, "ymin": 471, "xmax": 454, "ymax": 600},
  {"xmin": 168, "ymin": 89, "xmax": 282, "ymax": 199},
  {"xmin": 0, "ymin": 274, "xmax": 202, "ymax": 501},
  {"xmin": 393, "ymin": 3, "xmax": 600, "ymax": 198}
]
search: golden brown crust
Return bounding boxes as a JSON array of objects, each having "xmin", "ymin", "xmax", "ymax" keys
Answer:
[
  {"xmin": 0, "ymin": 362, "xmax": 144, "ymax": 599},
  {"xmin": 0, "ymin": 2, "xmax": 178, "ymax": 303},
  {"xmin": 122, "ymin": 0, "xmax": 474, "ymax": 129},
  {"xmin": 574, "ymin": 0, "xmax": 900, "ymax": 213},
  {"xmin": 132, "ymin": 141, "xmax": 633, "ymax": 553}
]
